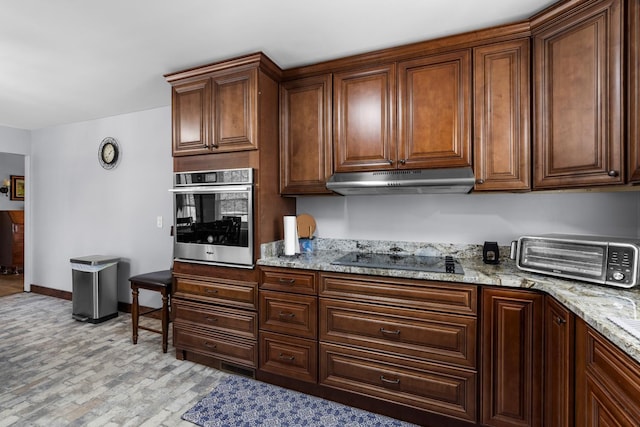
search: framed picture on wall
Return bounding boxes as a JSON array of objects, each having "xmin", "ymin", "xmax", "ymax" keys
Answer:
[{"xmin": 10, "ymin": 175, "xmax": 24, "ymax": 201}]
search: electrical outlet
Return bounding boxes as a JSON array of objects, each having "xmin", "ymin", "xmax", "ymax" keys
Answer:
[{"xmin": 156, "ymin": 216, "xmax": 163, "ymax": 228}]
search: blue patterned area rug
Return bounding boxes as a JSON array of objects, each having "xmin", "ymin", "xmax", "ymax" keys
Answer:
[{"xmin": 181, "ymin": 374, "xmax": 418, "ymax": 427}]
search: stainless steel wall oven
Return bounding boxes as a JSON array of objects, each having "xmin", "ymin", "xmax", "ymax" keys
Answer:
[{"xmin": 171, "ymin": 168, "xmax": 254, "ymax": 267}]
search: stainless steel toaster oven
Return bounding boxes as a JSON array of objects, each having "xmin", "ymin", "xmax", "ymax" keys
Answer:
[{"xmin": 516, "ymin": 234, "xmax": 640, "ymax": 288}]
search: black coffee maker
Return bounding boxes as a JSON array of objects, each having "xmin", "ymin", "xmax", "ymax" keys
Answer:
[{"xmin": 483, "ymin": 241, "xmax": 500, "ymax": 264}]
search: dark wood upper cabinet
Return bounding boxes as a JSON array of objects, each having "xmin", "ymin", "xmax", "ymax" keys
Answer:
[
  {"xmin": 333, "ymin": 64, "xmax": 396, "ymax": 172},
  {"xmin": 166, "ymin": 54, "xmax": 278, "ymax": 157},
  {"xmin": 481, "ymin": 287, "xmax": 543, "ymax": 427},
  {"xmin": 280, "ymin": 75, "xmax": 333, "ymax": 194},
  {"xmin": 628, "ymin": 0, "xmax": 640, "ymax": 182},
  {"xmin": 280, "ymin": 74, "xmax": 333, "ymax": 195},
  {"xmin": 210, "ymin": 68, "xmax": 258, "ymax": 152},
  {"xmin": 473, "ymin": 39, "xmax": 531, "ymax": 191},
  {"xmin": 171, "ymin": 78, "xmax": 211, "ymax": 156},
  {"xmin": 398, "ymin": 50, "xmax": 472, "ymax": 169},
  {"xmin": 532, "ymin": 0, "xmax": 623, "ymax": 189},
  {"xmin": 544, "ymin": 296, "xmax": 575, "ymax": 427}
]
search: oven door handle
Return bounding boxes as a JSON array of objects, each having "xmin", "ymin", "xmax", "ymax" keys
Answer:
[{"xmin": 169, "ymin": 185, "xmax": 252, "ymax": 193}]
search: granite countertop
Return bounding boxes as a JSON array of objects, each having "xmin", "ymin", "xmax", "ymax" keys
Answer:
[{"xmin": 258, "ymin": 238, "xmax": 640, "ymax": 364}]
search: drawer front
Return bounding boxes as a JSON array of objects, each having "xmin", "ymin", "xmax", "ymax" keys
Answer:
[
  {"xmin": 175, "ymin": 276, "xmax": 257, "ymax": 310},
  {"xmin": 259, "ymin": 291, "xmax": 317, "ymax": 339},
  {"xmin": 320, "ymin": 343, "xmax": 477, "ymax": 422},
  {"xmin": 260, "ymin": 267, "xmax": 317, "ymax": 294},
  {"xmin": 320, "ymin": 273, "xmax": 477, "ymax": 315},
  {"xmin": 320, "ymin": 298, "xmax": 476, "ymax": 368},
  {"xmin": 173, "ymin": 299, "xmax": 257, "ymax": 339},
  {"xmin": 174, "ymin": 326, "xmax": 257, "ymax": 368},
  {"xmin": 259, "ymin": 331, "xmax": 318, "ymax": 383}
]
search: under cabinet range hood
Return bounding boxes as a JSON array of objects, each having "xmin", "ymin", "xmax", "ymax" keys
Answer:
[{"xmin": 325, "ymin": 168, "xmax": 476, "ymax": 195}]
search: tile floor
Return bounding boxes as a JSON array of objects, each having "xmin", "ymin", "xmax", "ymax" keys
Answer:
[{"xmin": 0, "ymin": 292, "xmax": 227, "ymax": 426}]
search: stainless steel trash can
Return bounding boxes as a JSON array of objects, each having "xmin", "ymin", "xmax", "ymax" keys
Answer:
[{"xmin": 70, "ymin": 255, "xmax": 119, "ymax": 323}]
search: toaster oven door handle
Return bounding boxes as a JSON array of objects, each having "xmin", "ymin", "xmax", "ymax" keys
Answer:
[{"xmin": 169, "ymin": 185, "xmax": 252, "ymax": 193}]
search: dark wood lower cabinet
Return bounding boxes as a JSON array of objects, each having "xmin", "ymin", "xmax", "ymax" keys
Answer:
[
  {"xmin": 544, "ymin": 296, "xmax": 575, "ymax": 427},
  {"xmin": 575, "ymin": 318, "xmax": 640, "ymax": 426},
  {"xmin": 481, "ymin": 287, "xmax": 543, "ymax": 427}
]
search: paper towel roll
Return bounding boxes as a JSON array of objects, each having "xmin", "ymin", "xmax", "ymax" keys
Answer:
[{"xmin": 283, "ymin": 216, "xmax": 298, "ymax": 256}]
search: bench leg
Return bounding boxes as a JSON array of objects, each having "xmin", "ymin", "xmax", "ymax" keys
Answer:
[
  {"xmin": 161, "ymin": 292, "xmax": 169, "ymax": 353},
  {"xmin": 132, "ymin": 287, "xmax": 139, "ymax": 345}
]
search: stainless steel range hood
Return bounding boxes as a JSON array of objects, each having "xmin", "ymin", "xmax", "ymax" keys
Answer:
[{"xmin": 325, "ymin": 168, "xmax": 475, "ymax": 195}]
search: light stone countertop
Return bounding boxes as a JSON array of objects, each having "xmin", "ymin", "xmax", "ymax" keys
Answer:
[{"xmin": 258, "ymin": 238, "xmax": 640, "ymax": 364}]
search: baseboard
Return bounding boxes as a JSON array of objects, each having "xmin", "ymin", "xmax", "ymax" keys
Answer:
[
  {"xmin": 29, "ymin": 284, "xmax": 162, "ymax": 319},
  {"xmin": 30, "ymin": 284, "xmax": 72, "ymax": 300}
]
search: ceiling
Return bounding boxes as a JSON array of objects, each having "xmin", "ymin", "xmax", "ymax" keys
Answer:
[{"xmin": 0, "ymin": 0, "xmax": 558, "ymax": 131}]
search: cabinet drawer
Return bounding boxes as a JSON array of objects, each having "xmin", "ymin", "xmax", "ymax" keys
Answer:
[
  {"xmin": 260, "ymin": 267, "xmax": 317, "ymax": 294},
  {"xmin": 259, "ymin": 290, "xmax": 317, "ymax": 339},
  {"xmin": 174, "ymin": 326, "xmax": 257, "ymax": 368},
  {"xmin": 174, "ymin": 276, "xmax": 257, "ymax": 310},
  {"xmin": 320, "ymin": 343, "xmax": 476, "ymax": 422},
  {"xmin": 259, "ymin": 331, "xmax": 317, "ymax": 383},
  {"xmin": 577, "ymin": 320, "xmax": 640, "ymax": 420},
  {"xmin": 320, "ymin": 298, "xmax": 476, "ymax": 368},
  {"xmin": 320, "ymin": 273, "xmax": 477, "ymax": 315},
  {"xmin": 173, "ymin": 299, "xmax": 257, "ymax": 339}
]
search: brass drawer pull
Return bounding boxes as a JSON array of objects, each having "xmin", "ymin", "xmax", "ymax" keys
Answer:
[
  {"xmin": 278, "ymin": 278, "xmax": 296, "ymax": 285},
  {"xmin": 380, "ymin": 375, "xmax": 400, "ymax": 385},
  {"xmin": 278, "ymin": 353, "xmax": 295, "ymax": 362},
  {"xmin": 278, "ymin": 311, "xmax": 296, "ymax": 319},
  {"xmin": 380, "ymin": 327, "xmax": 401, "ymax": 336},
  {"xmin": 205, "ymin": 316, "xmax": 218, "ymax": 323},
  {"xmin": 205, "ymin": 289, "xmax": 219, "ymax": 294},
  {"xmin": 204, "ymin": 341, "xmax": 217, "ymax": 349}
]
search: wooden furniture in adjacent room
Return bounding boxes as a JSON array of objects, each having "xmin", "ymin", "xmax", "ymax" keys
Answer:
[
  {"xmin": 130, "ymin": 270, "xmax": 173, "ymax": 353},
  {"xmin": 0, "ymin": 210, "xmax": 24, "ymax": 274}
]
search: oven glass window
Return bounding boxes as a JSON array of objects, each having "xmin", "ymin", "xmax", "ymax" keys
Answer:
[{"xmin": 175, "ymin": 192, "xmax": 249, "ymax": 247}]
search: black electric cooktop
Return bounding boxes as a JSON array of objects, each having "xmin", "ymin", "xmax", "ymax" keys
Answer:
[{"xmin": 331, "ymin": 252, "xmax": 464, "ymax": 274}]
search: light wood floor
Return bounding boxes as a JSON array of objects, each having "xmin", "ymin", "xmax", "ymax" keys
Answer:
[
  {"xmin": 0, "ymin": 292, "xmax": 228, "ymax": 426},
  {"xmin": 0, "ymin": 274, "xmax": 23, "ymax": 297}
]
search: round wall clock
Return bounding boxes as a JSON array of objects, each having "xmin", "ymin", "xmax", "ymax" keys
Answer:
[{"xmin": 98, "ymin": 137, "xmax": 120, "ymax": 170}]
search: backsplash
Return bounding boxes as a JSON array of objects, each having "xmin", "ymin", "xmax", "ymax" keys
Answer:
[{"xmin": 261, "ymin": 238, "xmax": 511, "ymax": 261}]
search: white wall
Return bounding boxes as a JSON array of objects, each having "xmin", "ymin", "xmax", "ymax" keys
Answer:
[
  {"xmin": 0, "ymin": 125, "xmax": 30, "ymax": 155},
  {"xmin": 297, "ymin": 190, "xmax": 640, "ymax": 245},
  {"xmin": 30, "ymin": 106, "xmax": 173, "ymax": 307},
  {"xmin": 0, "ymin": 153, "xmax": 25, "ymax": 210}
]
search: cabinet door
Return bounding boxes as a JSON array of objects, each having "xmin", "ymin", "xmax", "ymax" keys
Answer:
[
  {"xmin": 211, "ymin": 68, "xmax": 258, "ymax": 152},
  {"xmin": 333, "ymin": 64, "xmax": 396, "ymax": 172},
  {"xmin": 533, "ymin": 0, "xmax": 623, "ymax": 188},
  {"xmin": 280, "ymin": 75, "xmax": 333, "ymax": 194},
  {"xmin": 628, "ymin": 0, "xmax": 640, "ymax": 182},
  {"xmin": 474, "ymin": 39, "xmax": 530, "ymax": 191},
  {"xmin": 481, "ymin": 287, "xmax": 543, "ymax": 427},
  {"xmin": 398, "ymin": 50, "xmax": 471, "ymax": 169},
  {"xmin": 171, "ymin": 78, "xmax": 211, "ymax": 156},
  {"xmin": 575, "ymin": 318, "xmax": 640, "ymax": 426},
  {"xmin": 544, "ymin": 296, "xmax": 574, "ymax": 427}
]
